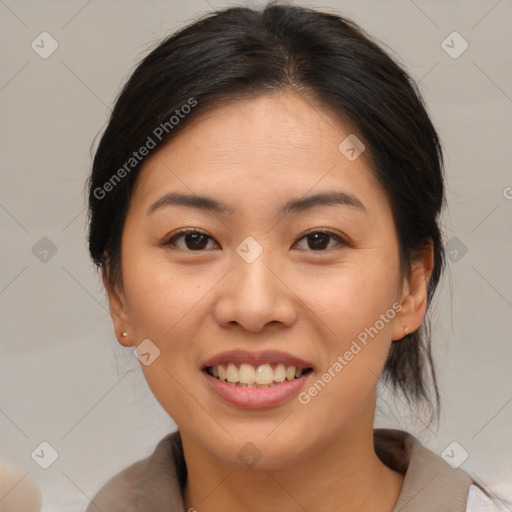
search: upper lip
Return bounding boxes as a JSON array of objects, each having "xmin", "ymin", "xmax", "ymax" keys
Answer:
[{"xmin": 202, "ymin": 350, "xmax": 314, "ymax": 370}]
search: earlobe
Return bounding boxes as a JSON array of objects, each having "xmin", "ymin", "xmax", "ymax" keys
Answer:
[
  {"xmin": 102, "ymin": 267, "xmax": 134, "ymax": 347},
  {"xmin": 392, "ymin": 242, "xmax": 434, "ymax": 341}
]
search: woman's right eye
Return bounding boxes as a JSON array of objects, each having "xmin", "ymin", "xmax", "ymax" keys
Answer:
[{"xmin": 163, "ymin": 229, "xmax": 219, "ymax": 251}]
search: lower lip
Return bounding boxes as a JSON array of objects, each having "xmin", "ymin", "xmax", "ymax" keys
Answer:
[{"xmin": 202, "ymin": 370, "xmax": 311, "ymax": 409}]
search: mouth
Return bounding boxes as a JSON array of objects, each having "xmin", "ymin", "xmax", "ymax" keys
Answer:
[
  {"xmin": 200, "ymin": 350, "xmax": 314, "ymax": 408},
  {"xmin": 203, "ymin": 363, "xmax": 314, "ymax": 388}
]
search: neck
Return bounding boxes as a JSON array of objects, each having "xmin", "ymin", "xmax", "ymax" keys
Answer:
[{"xmin": 181, "ymin": 398, "xmax": 404, "ymax": 512}]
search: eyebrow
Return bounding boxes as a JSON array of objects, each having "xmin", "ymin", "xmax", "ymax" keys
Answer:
[{"xmin": 147, "ymin": 190, "xmax": 367, "ymax": 216}]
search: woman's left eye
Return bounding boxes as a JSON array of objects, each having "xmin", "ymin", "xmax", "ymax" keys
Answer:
[
  {"xmin": 162, "ymin": 229, "xmax": 346, "ymax": 252},
  {"xmin": 294, "ymin": 230, "xmax": 346, "ymax": 251}
]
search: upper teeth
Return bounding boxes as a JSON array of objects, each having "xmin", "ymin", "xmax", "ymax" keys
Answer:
[{"xmin": 210, "ymin": 363, "xmax": 304, "ymax": 386}]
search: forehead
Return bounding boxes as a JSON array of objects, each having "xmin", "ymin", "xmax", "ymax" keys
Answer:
[
  {"xmin": 130, "ymin": 91, "xmax": 385, "ymax": 218},
  {"xmin": 161, "ymin": 92, "xmax": 363, "ymax": 160}
]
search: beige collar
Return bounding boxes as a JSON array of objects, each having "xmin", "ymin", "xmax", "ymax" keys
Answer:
[{"xmin": 374, "ymin": 429, "xmax": 474, "ymax": 511}]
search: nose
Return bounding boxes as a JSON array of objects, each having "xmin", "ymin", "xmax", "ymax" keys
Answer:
[{"xmin": 212, "ymin": 251, "xmax": 298, "ymax": 333}]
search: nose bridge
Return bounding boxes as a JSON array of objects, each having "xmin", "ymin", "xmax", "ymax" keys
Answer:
[
  {"xmin": 213, "ymin": 236, "xmax": 296, "ymax": 331},
  {"xmin": 233, "ymin": 236, "xmax": 278, "ymax": 303}
]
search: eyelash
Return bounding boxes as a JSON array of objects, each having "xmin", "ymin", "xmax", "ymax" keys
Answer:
[{"xmin": 161, "ymin": 227, "xmax": 348, "ymax": 252}]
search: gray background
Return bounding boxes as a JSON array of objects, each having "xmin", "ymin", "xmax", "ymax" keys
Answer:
[{"xmin": 0, "ymin": 0, "xmax": 511, "ymax": 510}]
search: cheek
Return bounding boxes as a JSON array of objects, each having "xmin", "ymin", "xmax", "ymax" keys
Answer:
[
  {"xmin": 122, "ymin": 255, "xmax": 209, "ymax": 423},
  {"xmin": 139, "ymin": 358, "xmax": 214, "ymax": 441},
  {"xmin": 298, "ymin": 256, "xmax": 400, "ymax": 413},
  {"xmin": 122, "ymin": 249, "xmax": 212, "ymax": 338},
  {"xmin": 304, "ymin": 259, "xmax": 400, "ymax": 343},
  {"xmin": 295, "ymin": 268, "xmax": 398, "ymax": 431}
]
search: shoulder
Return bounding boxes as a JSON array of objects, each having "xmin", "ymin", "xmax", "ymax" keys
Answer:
[
  {"xmin": 375, "ymin": 429, "xmax": 510, "ymax": 512},
  {"xmin": 85, "ymin": 430, "xmax": 185, "ymax": 512},
  {"xmin": 375, "ymin": 428, "xmax": 474, "ymax": 511}
]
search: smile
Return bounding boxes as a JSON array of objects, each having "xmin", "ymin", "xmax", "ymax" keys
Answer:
[{"xmin": 204, "ymin": 363, "xmax": 313, "ymax": 388}]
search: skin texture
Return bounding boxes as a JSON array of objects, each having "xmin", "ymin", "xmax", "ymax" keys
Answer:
[{"xmin": 105, "ymin": 91, "xmax": 433, "ymax": 512}]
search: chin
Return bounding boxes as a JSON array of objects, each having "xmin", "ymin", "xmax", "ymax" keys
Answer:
[{"xmin": 201, "ymin": 427, "xmax": 313, "ymax": 471}]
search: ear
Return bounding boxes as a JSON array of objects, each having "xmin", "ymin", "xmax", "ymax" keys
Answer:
[
  {"xmin": 102, "ymin": 266, "xmax": 135, "ymax": 347},
  {"xmin": 391, "ymin": 241, "xmax": 434, "ymax": 341}
]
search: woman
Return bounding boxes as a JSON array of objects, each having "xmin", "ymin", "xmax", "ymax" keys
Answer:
[{"xmin": 85, "ymin": 2, "xmax": 503, "ymax": 511}]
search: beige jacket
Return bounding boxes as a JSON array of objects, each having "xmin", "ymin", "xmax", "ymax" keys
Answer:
[{"xmin": 85, "ymin": 428, "xmax": 491, "ymax": 512}]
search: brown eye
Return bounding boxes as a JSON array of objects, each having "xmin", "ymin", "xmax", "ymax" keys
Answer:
[
  {"xmin": 295, "ymin": 230, "xmax": 346, "ymax": 251},
  {"xmin": 163, "ymin": 229, "xmax": 218, "ymax": 251}
]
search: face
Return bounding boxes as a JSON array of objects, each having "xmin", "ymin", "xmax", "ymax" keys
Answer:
[{"xmin": 107, "ymin": 91, "xmax": 430, "ymax": 469}]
